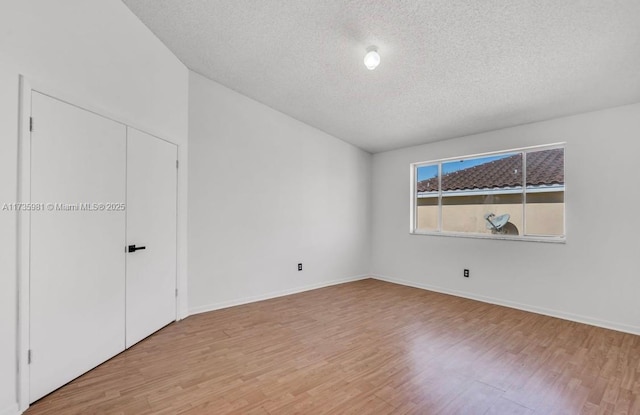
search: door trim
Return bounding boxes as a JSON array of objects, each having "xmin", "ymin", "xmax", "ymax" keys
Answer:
[
  {"xmin": 16, "ymin": 76, "xmax": 184, "ymax": 412},
  {"xmin": 17, "ymin": 75, "xmax": 32, "ymax": 413}
]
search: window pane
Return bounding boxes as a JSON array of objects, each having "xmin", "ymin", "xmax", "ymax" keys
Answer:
[
  {"xmin": 441, "ymin": 153, "xmax": 523, "ymax": 235},
  {"xmin": 415, "ymin": 164, "xmax": 438, "ymax": 231},
  {"xmin": 525, "ymin": 148, "xmax": 565, "ymax": 236}
]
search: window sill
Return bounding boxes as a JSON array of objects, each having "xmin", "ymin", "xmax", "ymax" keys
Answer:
[{"xmin": 410, "ymin": 230, "xmax": 566, "ymax": 244}]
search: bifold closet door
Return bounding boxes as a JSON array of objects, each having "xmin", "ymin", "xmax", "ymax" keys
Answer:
[
  {"xmin": 30, "ymin": 92, "xmax": 127, "ymax": 402},
  {"xmin": 125, "ymin": 128, "xmax": 177, "ymax": 348}
]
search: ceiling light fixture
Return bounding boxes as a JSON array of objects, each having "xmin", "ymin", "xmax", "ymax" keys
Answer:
[{"xmin": 364, "ymin": 46, "xmax": 380, "ymax": 70}]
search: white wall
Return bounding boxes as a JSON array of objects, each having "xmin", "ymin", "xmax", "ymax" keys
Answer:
[
  {"xmin": 188, "ymin": 72, "xmax": 371, "ymax": 313},
  {"xmin": 0, "ymin": 1, "xmax": 188, "ymax": 413},
  {"xmin": 372, "ymin": 103, "xmax": 640, "ymax": 334},
  {"xmin": 0, "ymin": 65, "xmax": 20, "ymax": 415}
]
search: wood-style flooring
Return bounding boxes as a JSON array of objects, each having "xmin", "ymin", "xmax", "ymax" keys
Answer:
[{"xmin": 26, "ymin": 279, "xmax": 640, "ymax": 414}]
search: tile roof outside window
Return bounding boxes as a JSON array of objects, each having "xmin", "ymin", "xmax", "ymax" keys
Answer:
[{"xmin": 417, "ymin": 148, "xmax": 564, "ymax": 192}]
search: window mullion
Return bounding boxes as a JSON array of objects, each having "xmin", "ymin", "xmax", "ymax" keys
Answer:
[
  {"xmin": 438, "ymin": 162, "xmax": 443, "ymax": 232},
  {"xmin": 522, "ymin": 151, "xmax": 527, "ymax": 236}
]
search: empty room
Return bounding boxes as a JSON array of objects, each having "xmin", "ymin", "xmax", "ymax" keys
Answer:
[{"xmin": 1, "ymin": 1, "xmax": 640, "ymax": 414}]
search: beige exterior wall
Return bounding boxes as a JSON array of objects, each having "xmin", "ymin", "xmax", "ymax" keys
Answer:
[
  {"xmin": 416, "ymin": 192, "xmax": 564, "ymax": 236},
  {"xmin": 523, "ymin": 203, "xmax": 565, "ymax": 235}
]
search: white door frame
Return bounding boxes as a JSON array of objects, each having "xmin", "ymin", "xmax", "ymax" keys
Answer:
[
  {"xmin": 17, "ymin": 75, "xmax": 32, "ymax": 413},
  {"xmin": 16, "ymin": 75, "xmax": 184, "ymax": 412}
]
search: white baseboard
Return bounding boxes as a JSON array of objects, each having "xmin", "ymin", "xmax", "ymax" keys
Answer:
[
  {"xmin": 189, "ymin": 274, "xmax": 370, "ymax": 316},
  {"xmin": 372, "ymin": 274, "xmax": 640, "ymax": 337},
  {"xmin": 0, "ymin": 403, "xmax": 20, "ymax": 415}
]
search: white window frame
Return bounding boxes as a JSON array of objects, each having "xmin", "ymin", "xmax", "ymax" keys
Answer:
[{"xmin": 410, "ymin": 143, "xmax": 566, "ymax": 243}]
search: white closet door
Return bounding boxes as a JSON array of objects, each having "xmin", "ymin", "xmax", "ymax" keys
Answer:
[
  {"xmin": 30, "ymin": 92, "xmax": 126, "ymax": 402},
  {"xmin": 125, "ymin": 128, "xmax": 177, "ymax": 348}
]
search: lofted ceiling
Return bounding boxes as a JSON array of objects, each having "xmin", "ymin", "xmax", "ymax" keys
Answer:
[{"xmin": 122, "ymin": 0, "xmax": 640, "ymax": 153}]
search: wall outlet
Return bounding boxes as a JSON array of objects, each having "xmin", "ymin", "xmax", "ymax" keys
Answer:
[
  {"xmin": 463, "ymin": 269, "xmax": 469, "ymax": 278},
  {"xmin": 298, "ymin": 263, "xmax": 302, "ymax": 271}
]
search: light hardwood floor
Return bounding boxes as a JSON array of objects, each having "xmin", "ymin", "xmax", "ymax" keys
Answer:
[{"xmin": 26, "ymin": 279, "xmax": 640, "ymax": 414}]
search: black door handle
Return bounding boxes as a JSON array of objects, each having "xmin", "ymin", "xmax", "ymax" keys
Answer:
[{"xmin": 127, "ymin": 245, "xmax": 146, "ymax": 253}]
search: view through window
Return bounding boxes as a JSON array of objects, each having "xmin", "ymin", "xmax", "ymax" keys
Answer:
[{"xmin": 413, "ymin": 144, "xmax": 565, "ymax": 241}]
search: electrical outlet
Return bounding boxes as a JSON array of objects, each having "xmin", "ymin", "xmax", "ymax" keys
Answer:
[
  {"xmin": 463, "ymin": 269, "xmax": 470, "ymax": 278},
  {"xmin": 298, "ymin": 263, "xmax": 303, "ymax": 271}
]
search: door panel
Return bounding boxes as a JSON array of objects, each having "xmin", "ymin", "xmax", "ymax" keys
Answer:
[
  {"xmin": 125, "ymin": 128, "xmax": 177, "ymax": 348},
  {"xmin": 30, "ymin": 92, "xmax": 126, "ymax": 402}
]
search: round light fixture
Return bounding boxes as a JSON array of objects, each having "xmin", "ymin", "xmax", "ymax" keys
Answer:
[{"xmin": 364, "ymin": 47, "xmax": 380, "ymax": 70}]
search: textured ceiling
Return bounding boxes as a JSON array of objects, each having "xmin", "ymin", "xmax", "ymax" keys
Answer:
[{"xmin": 122, "ymin": 0, "xmax": 640, "ymax": 153}]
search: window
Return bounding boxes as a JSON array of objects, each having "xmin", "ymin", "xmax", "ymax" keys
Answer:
[{"xmin": 411, "ymin": 143, "xmax": 565, "ymax": 242}]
